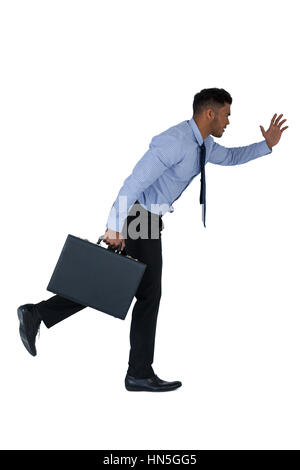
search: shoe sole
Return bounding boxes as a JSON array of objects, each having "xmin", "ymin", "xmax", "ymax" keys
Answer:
[
  {"xmin": 125, "ymin": 383, "xmax": 182, "ymax": 392},
  {"xmin": 17, "ymin": 307, "xmax": 36, "ymax": 356}
]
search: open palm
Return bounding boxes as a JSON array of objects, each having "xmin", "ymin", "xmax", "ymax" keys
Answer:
[{"xmin": 260, "ymin": 113, "xmax": 288, "ymax": 149}]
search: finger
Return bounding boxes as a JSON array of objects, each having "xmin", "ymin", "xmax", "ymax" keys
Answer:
[
  {"xmin": 260, "ymin": 125, "xmax": 265, "ymax": 135},
  {"xmin": 281, "ymin": 126, "xmax": 289, "ymax": 132},
  {"xmin": 271, "ymin": 113, "xmax": 277, "ymax": 126},
  {"xmin": 278, "ymin": 119, "xmax": 287, "ymax": 129},
  {"xmin": 275, "ymin": 113, "xmax": 283, "ymax": 126}
]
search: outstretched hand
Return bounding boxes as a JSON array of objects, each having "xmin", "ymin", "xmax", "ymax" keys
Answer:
[{"xmin": 260, "ymin": 113, "xmax": 288, "ymax": 149}]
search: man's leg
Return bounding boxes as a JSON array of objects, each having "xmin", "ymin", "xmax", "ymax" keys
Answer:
[
  {"xmin": 35, "ymin": 295, "xmax": 86, "ymax": 328},
  {"xmin": 124, "ymin": 204, "xmax": 163, "ymax": 379},
  {"xmin": 18, "ymin": 294, "xmax": 87, "ymax": 355}
]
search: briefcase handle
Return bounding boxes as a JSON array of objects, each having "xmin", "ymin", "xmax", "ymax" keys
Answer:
[{"xmin": 97, "ymin": 235, "xmax": 140, "ymax": 262}]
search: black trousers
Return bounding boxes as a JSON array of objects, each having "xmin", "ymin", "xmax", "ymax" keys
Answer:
[{"xmin": 36, "ymin": 201, "xmax": 164, "ymax": 379}]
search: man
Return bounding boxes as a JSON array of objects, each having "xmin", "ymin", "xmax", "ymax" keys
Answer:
[{"xmin": 17, "ymin": 88, "xmax": 288, "ymax": 392}]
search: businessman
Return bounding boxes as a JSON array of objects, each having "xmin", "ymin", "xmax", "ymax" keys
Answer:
[{"xmin": 17, "ymin": 88, "xmax": 288, "ymax": 392}]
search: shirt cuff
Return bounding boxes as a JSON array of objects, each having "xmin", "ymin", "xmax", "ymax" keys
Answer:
[
  {"xmin": 262, "ymin": 139, "xmax": 273, "ymax": 154},
  {"xmin": 106, "ymin": 207, "xmax": 122, "ymax": 232}
]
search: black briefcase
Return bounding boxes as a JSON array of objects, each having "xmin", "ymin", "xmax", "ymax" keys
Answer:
[{"xmin": 46, "ymin": 234, "xmax": 147, "ymax": 320}]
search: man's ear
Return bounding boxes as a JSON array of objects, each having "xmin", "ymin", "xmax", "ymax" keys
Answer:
[{"xmin": 207, "ymin": 108, "xmax": 215, "ymax": 121}]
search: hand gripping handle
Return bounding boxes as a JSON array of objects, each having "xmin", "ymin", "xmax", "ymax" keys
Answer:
[
  {"xmin": 97, "ymin": 235, "xmax": 140, "ymax": 262},
  {"xmin": 97, "ymin": 234, "xmax": 124, "ymax": 254}
]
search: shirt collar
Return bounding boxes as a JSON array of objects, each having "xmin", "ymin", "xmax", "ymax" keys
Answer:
[{"xmin": 188, "ymin": 117, "xmax": 204, "ymax": 146}]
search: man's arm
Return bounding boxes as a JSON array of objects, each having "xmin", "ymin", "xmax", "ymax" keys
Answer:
[
  {"xmin": 208, "ymin": 114, "xmax": 289, "ymax": 165},
  {"xmin": 208, "ymin": 112, "xmax": 288, "ymax": 166},
  {"xmin": 208, "ymin": 138, "xmax": 272, "ymax": 166},
  {"xmin": 105, "ymin": 133, "xmax": 182, "ymax": 235}
]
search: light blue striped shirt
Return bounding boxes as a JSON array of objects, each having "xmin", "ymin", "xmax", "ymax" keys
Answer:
[{"xmin": 106, "ymin": 117, "xmax": 272, "ymax": 232}]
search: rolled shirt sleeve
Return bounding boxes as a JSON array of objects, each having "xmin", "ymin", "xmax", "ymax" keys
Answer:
[
  {"xmin": 106, "ymin": 133, "xmax": 182, "ymax": 232},
  {"xmin": 208, "ymin": 138, "xmax": 272, "ymax": 166}
]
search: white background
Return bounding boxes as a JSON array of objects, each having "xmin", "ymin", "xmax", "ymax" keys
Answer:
[{"xmin": 1, "ymin": 0, "xmax": 299, "ymax": 450}]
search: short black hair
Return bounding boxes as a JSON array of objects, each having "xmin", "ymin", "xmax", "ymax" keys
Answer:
[{"xmin": 193, "ymin": 88, "xmax": 232, "ymax": 116}]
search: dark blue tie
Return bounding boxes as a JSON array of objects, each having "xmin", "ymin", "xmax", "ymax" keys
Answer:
[{"xmin": 199, "ymin": 142, "xmax": 206, "ymax": 227}]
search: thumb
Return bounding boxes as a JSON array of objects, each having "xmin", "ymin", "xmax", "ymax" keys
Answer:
[{"xmin": 260, "ymin": 125, "xmax": 265, "ymax": 136}]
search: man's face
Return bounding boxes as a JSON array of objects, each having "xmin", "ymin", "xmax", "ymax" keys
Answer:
[{"xmin": 211, "ymin": 103, "xmax": 231, "ymax": 138}]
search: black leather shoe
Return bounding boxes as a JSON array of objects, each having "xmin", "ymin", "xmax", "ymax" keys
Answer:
[
  {"xmin": 17, "ymin": 303, "xmax": 41, "ymax": 356},
  {"xmin": 125, "ymin": 373, "xmax": 182, "ymax": 392}
]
